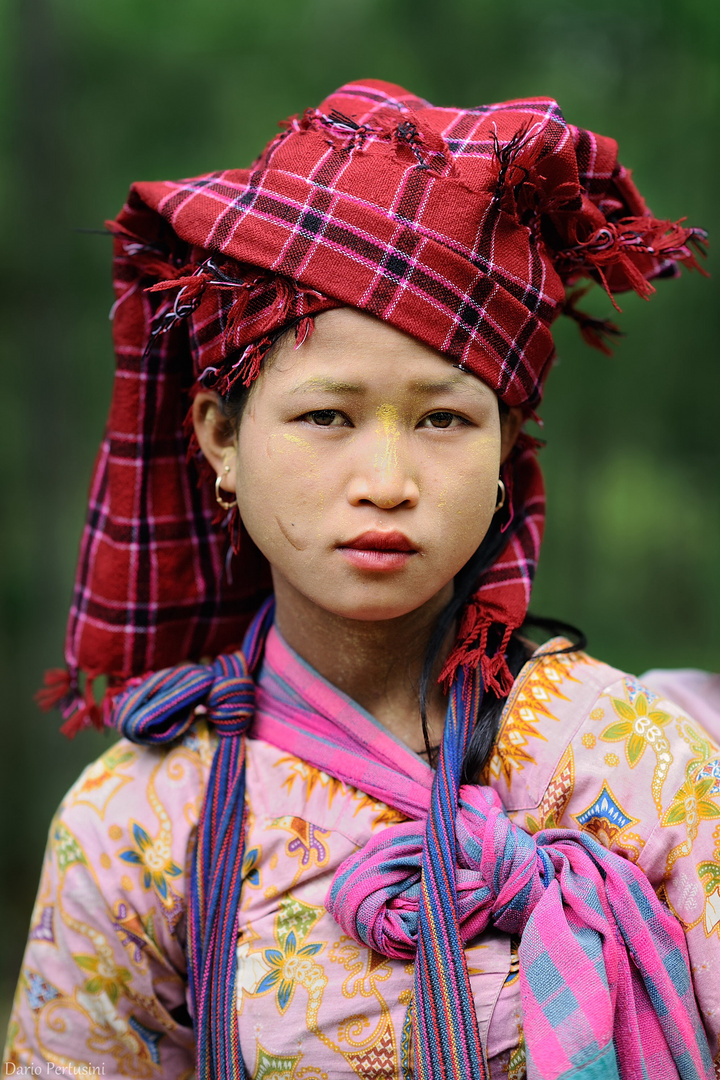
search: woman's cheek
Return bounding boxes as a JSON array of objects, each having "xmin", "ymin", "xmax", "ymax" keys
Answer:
[
  {"xmin": 265, "ymin": 431, "xmax": 319, "ymax": 473},
  {"xmin": 273, "ymin": 437, "xmax": 332, "ymax": 541},
  {"xmin": 241, "ymin": 435, "xmax": 329, "ymax": 554},
  {"xmin": 434, "ymin": 465, "xmax": 498, "ymax": 555},
  {"xmin": 453, "ymin": 434, "xmax": 502, "ymax": 516}
]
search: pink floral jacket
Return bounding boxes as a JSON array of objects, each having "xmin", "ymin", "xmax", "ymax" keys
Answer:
[{"xmin": 4, "ymin": 639, "xmax": 720, "ymax": 1078}]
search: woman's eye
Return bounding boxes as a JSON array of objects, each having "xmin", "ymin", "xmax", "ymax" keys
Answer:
[
  {"xmin": 303, "ymin": 409, "xmax": 348, "ymax": 427},
  {"xmin": 420, "ymin": 411, "xmax": 465, "ymax": 429}
]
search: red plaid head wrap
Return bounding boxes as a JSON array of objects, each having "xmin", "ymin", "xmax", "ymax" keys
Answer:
[{"xmin": 40, "ymin": 79, "xmax": 704, "ymax": 734}]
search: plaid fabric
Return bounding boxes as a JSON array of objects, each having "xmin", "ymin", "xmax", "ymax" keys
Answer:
[
  {"xmin": 128, "ymin": 84, "xmax": 703, "ymax": 409},
  {"xmin": 45, "ymin": 78, "xmax": 703, "ymax": 734}
]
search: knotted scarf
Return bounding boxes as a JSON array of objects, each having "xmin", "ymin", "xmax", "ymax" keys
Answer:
[{"xmin": 112, "ymin": 606, "xmax": 713, "ymax": 1080}]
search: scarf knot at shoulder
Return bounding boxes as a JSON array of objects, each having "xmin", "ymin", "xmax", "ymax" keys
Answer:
[{"xmin": 112, "ymin": 652, "xmax": 255, "ymax": 744}]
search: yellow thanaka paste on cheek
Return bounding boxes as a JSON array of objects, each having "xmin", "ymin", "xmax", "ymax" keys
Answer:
[
  {"xmin": 282, "ymin": 434, "xmax": 325, "ymax": 524},
  {"xmin": 282, "ymin": 432, "xmax": 317, "ymax": 454},
  {"xmin": 266, "ymin": 432, "xmax": 318, "ymax": 476},
  {"xmin": 284, "ymin": 432, "xmax": 319, "ymax": 476},
  {"xmin": 281, "ymin": 433, "xmax": 327, "ymax": 536},
  {"xmin": 266, "ymin": 432, "xmax": 317, "ymax": 457}
]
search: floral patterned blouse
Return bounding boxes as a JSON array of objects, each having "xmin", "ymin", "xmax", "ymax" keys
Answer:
[{"xmin": 4, "ymin": 634, "xmax": 720, "ymax": 1079}]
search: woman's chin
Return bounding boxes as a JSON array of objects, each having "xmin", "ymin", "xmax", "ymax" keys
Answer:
[{"xmin": 307, "ymin": 587, "xmax": 445, "ymax": 624}]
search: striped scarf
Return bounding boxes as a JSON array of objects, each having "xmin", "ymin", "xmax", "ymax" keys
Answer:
[{"xmin": 112, "ymin": 603, "xmax": 713, "ymax": 1080}]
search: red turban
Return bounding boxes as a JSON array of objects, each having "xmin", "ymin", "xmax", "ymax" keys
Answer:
[{"xmin": 38, "ymin": 80, "xmax": 703, "ymax": 734}]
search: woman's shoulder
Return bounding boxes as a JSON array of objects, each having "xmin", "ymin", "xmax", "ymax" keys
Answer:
[
  {"xmin": 53, "ymin": 719, "xmax": 218, "ymax": 921},
  {"xmin": 60, "ymin": 718, "xmax": 217, "ymax": 818},
  {"xmin": 489, "ymin": 638, "xmax": 720, "ymax": 876},
  {"xmin": 5, "ymin": 722, "xmax": 218, "ymax": 1072},
  {"xmin": 487, "ymin": 641, "xmax": 719, "ymax": 820},
  {"xmin": 486, "ymin": 640, "xmax": 630, "ymax": 809},
  {"xmin": 487, "ymin": 643, "xmax": 720, "ymax": 1044}
]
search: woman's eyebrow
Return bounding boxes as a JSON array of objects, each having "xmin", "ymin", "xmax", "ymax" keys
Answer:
[
  {"xmin": 408, "ymin": 377, "xmax": 483, "ymax": 396},
  {"xmin": 288, "ymin": 375, "xmax": 484, "ymax": 396},
  {"xmin": 289, "ymin": 377, "xmax": 365, "ymax": 394}
]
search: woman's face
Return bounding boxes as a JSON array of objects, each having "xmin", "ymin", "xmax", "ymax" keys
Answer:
[{"xmin": 223, "ymin": 308, "xmax": 513, "ymax": 622}]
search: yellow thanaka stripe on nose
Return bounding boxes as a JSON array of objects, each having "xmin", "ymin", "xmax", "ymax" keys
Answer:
[{"xmin": 374, "ymin": 403, "xmax": 400, "ymax": 473}]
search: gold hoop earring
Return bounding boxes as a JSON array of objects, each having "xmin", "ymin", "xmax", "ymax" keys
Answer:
[
  {"xmin": 215, "ymin": 466, "xmax": 237, "ymax": 511},
  {"xmin": 494, "ymin": 478, "xmax": 506, "ymax": 512}
]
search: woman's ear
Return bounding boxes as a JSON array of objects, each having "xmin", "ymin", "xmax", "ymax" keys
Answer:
[
  {"xmin": 192, "ymin": 391, "xmax": 238, "ymax": 494},
  {"xmin": 500, "ymin": 406, "xmax": 524, "ymax": 464}
]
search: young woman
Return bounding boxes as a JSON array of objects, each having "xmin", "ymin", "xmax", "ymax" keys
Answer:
[{"xmin": 4, "ymin": 80, "xmax": 717, "ymax": 1080}]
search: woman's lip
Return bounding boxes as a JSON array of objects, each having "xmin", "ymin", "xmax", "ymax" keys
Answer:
[
  {"xmin": 339, "ymin": 530, "xmax": 417, "ymax": 553},
  {"xmin": 338, "ymin": 548, "xmax": 415, "ymax": 572}
]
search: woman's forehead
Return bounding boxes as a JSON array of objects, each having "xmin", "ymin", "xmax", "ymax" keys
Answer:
[{"xmin": 266, "ymin": 308, "xmax": 497, "ymax": 400}]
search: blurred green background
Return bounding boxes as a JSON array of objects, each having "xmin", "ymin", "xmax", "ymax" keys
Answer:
[{"xmin": 2, "ymin": 0, "xmax": 718, "ymax": 1032}]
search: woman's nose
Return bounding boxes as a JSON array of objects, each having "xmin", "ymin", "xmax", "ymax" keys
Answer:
[{"xmin": 346, "ymin": 429, "xmax": 420, "ymax": 510}]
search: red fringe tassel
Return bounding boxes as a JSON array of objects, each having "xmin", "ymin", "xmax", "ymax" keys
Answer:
[
  {"xmin": 37, "ymin": 668, "xmax": 106, "ymax": 739},
  {"xmin": 35, "ymin": 668, "xmax": 72, "ymax": 711},
  {"xmin": 439, "ymin": 609, "xmax": 516, "ymax": 698}
]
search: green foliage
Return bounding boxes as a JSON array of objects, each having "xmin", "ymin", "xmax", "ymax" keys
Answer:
[{"xmin": 0, "ymin": 0, "xmax": 717, "ymax": 1022}]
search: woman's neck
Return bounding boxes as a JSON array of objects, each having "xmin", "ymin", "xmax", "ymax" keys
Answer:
[{"xmin": 271, "ymin": 574, "xmax": 453, "ymax": 754}]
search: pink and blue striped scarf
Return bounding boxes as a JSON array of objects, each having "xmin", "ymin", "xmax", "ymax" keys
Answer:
[{"xmin": 113, "ymin": 601, "xmax": 713, "ymax": 1080}]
